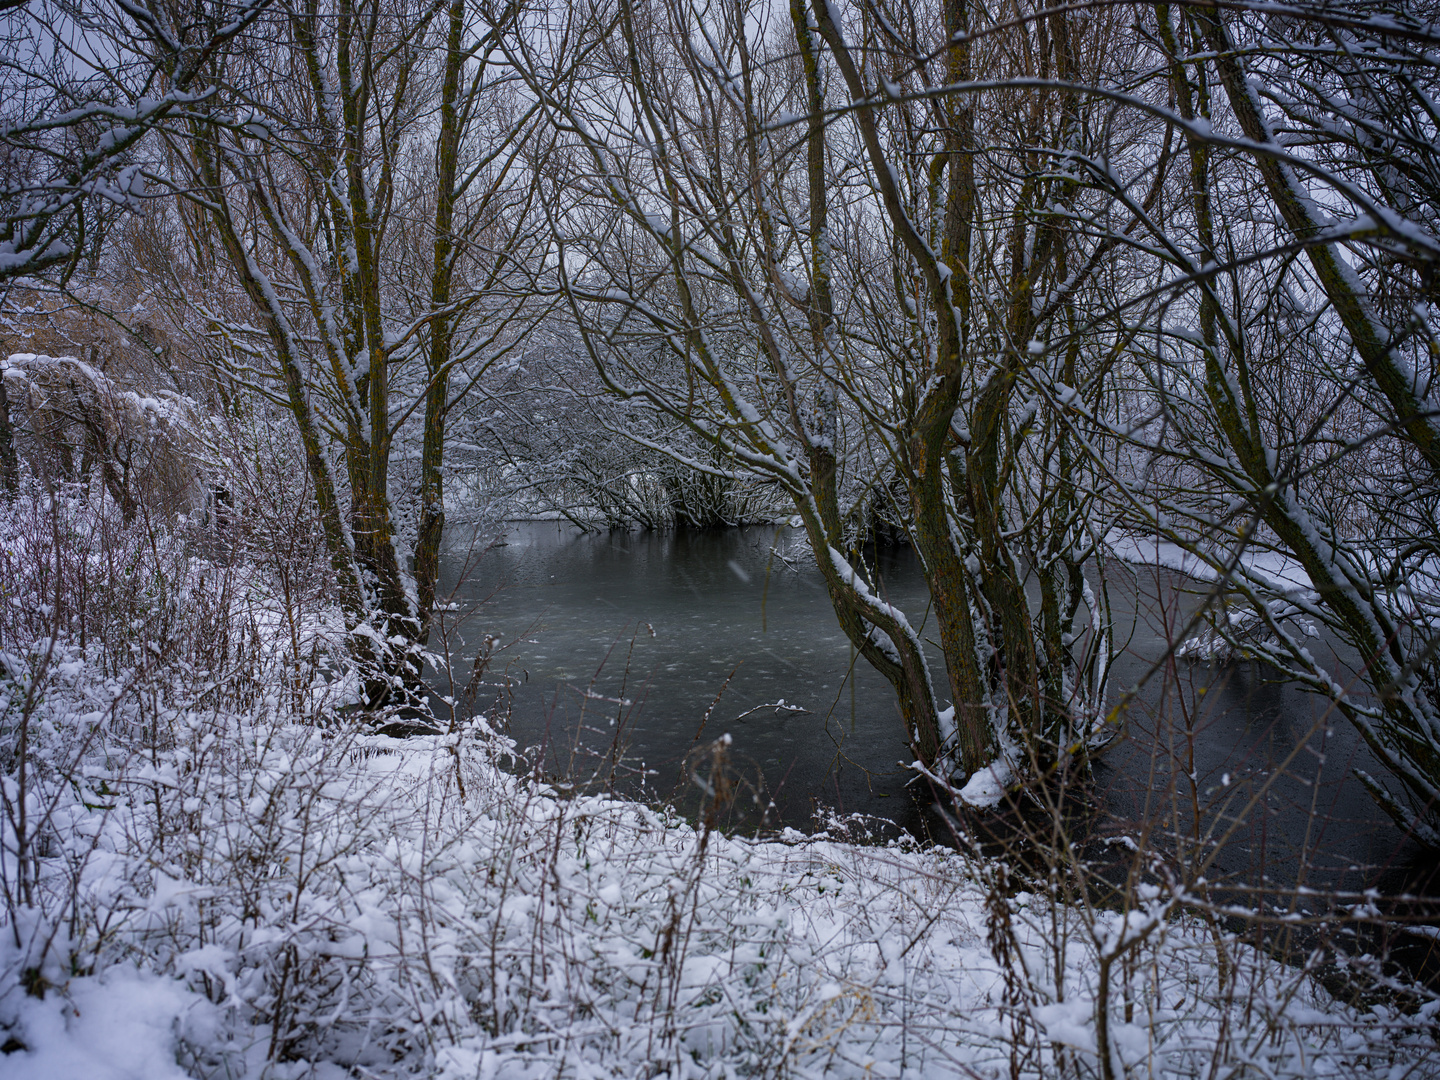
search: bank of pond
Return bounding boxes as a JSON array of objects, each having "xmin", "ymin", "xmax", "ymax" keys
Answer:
[{"xmin": 436, "ymin": 522, "xmax": 1432, "ymax": 910}]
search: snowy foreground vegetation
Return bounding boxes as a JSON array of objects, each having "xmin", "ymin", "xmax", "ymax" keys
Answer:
[{"xmin": 2, "ymin": 491, "xmax": 1437, "ymax": 1079}]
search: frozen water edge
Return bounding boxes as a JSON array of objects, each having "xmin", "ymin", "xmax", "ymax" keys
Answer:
[
  {"xmin": 1106, "ymin": 531, "xmax": 1314, "ymax": 593},
  {"xmin": 1, "ymin": 647, "xmax": 1434, "ymax": 1080}
]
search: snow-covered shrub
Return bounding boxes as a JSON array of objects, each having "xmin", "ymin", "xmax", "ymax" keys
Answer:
[
  {"xmin": 0, "ymin": 471, "xmax": 349, "ymax": 1006},
  {"xmin": 1175, "ymin": 600, "xmax": 1319, "ymax": 663},
  {"xmin": 2, "ymin": 353, "xmax": 207, "ymax": 519},
  {"xmin": 5, "ymin": 695, "xmax": 1436, "ymax": 1078}
]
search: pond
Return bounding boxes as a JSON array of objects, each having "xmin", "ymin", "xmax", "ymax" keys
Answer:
[{"xmin": 435, "ymin": 522, "xmax": 1421, "ymax": 896}]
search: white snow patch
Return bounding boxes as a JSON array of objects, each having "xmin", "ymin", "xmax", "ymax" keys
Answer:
[
  {"xmin": 956, "ymin": 760, "xmax": 1013, "ymax": 808},
  {"xmin": 0, "ymin": 965, "xmax": 207, "ymax": 1080}
]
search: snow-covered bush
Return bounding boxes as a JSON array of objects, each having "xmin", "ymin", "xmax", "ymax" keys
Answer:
[{"xmin": 2, "ymin": 354, "xmax": 207, "ymax": 519}]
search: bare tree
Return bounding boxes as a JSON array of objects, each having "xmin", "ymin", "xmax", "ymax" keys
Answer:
[
  {"xmin": 0, "ymin": 0, "xmax": 270, "ymax": 283},
  {"xmin": 150, "ymin": 0, "xmax": 546, "ymax": 709},
  {"xmin": 444, "ymin": 325, "xmax": 790, "ymax": 529},
  {"xmin": 1084, "ymin": 1, "xmax": 1440, "ymax": 843},
  {"xmin": 511, "ymin": 0, "xmax": 1157, "ymax": 780},
  {"xmin": 0, "ymin": 0, "xmax": 272, "ymax": 494}
]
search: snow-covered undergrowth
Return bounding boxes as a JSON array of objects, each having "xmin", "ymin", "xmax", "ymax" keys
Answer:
[
  {"xmin": 6, "ymin": 702, "xmax": 1435, "ymax": 1080},
  {"xmin": 1, "ymin": 495, "xmax": 1435, "ymax": 1079}
]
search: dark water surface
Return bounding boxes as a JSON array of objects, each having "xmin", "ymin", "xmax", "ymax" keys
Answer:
[{"xmin": 437, "ymin": 522, "xmax": 1420, "ymax": 895}]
